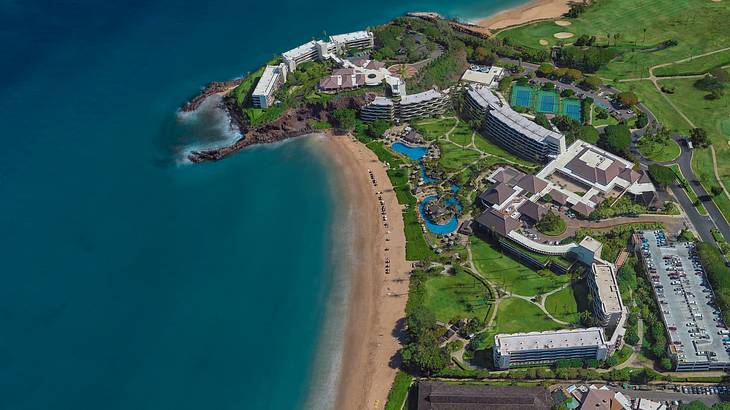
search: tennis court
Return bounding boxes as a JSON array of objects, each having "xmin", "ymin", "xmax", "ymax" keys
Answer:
[
  {"xmin": 510, "ymin": 85, "xmax": 534, "ymax": 108},
  {"xmin": 561, "ymin": 98, "xmax": 582, "ymax": 122},
  {"xmin": 536, "ymin": 91, "xmax": 559, "ymax": 114}
]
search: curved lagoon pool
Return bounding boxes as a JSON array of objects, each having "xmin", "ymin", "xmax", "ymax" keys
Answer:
[
  {"xmin": 419, "ymin": 195, "xmax": 462, "ymax": 235},
  {"xmin": 391, "ymin": 142, "xmax": 428, "ymax": 160}
]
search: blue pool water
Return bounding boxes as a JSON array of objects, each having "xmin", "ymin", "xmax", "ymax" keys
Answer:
[
  {"xmin": 419, "ymin": 196, "xmax": 462, "ymax": 235},
  {"xmin": 392, "ymin": 142, "xmax": 428, "ymax": 160},
  {"xmin": 419, "ymin": 161, "xmax": 437, "ymax": 184}
]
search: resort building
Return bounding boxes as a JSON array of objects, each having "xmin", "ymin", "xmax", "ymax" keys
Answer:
[
  {"xmin": 318, "ymin": 68, "xmax": 365, "ymax": 92},
  {"xmin": 251, "ymin": 63, "xmax": 288, "ymax": 109},
  {"xmin": 360, "ymin": 89, "xmax": 450, "ymax": 122},
  {"xmin": 460, "ymin": 66, "xmax": 505, "ymax": 89},
  {"xmin": 417, "ymin": 382, "xmax": 551, "ymax": 410},
  {"xmin": 464, "ymin": 85, "xmax": 566, "ymax": 163},
  {"xmin": 360, "ymin": 96, "xmax": 395, "ymax": 122},
  {"xmin": 329, "ymin": 30, "xmax": 374, "ymax": 50},
  {"xmin": 536, "ymin": 140, "xmax": 657, "ymax": 215},
  {"xmin": 588, "ymin": 260, "xmax": 626, "ymax": 330},
  {"xmin": 493, "ymin": 328, "xmax": 610, "ymax": 369},
  {"xmin": 396, "ymin": 89, "xmax": 451, "ymax": 121}
]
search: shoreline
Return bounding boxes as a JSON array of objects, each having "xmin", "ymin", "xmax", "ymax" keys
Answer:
[
  {"xmin": 475, "ymin": 0, "xmax": 571, "ymax": 31},
  {"xmin": 316, "ymin": 134, "xmax": 411, "ymax": 410}
]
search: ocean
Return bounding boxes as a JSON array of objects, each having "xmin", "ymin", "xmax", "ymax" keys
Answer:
[{"xmin": 0, "ymin": 0, "xmax": 526, "ymax": 408}]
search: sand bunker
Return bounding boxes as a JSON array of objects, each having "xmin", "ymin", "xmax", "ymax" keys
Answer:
[
  {"xmin": 555, "ymin": 20, "xmax": 572, "ymax": 26},
  {"xmin": 554, "ymin": 32, "xmax": 575, "ymax": 39},
  {"xmin": 539, "ymin": 39, "xmax": 549, "ymax": 46}
]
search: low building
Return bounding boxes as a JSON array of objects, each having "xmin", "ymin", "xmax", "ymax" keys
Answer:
[
  {"xmin": 318, "ymin": 68, "xmax": 365, "ymax": 92},
  {"xmin": 493, "ymin": 328, "xmax": 610, "ymax": 369},
  {"xmin": 460, "ymin": 66, "xmax": 505, "ymax": 88},
  {"xmin": 464, "ymin": 86, "xmax": 566, "ymax": 163},
  {"xmin": 474, "ymin": 208, "xmax": 521, "ymax": 237},
  {"xmin": 417, "ymin": 381, "xmax": 551, "ymax": 410},
  {"xmin": 251, "ymin": 63, "xmax": 288, "ymax": 109}
]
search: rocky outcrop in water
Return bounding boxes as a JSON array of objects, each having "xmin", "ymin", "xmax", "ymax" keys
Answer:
[
  {"xmin": 187, "ymin": 93, "xmax": 374, "ymax": 163},
  {"xmin": 180, "ymin": 79, "xmax": 243, "ymax": 112}
]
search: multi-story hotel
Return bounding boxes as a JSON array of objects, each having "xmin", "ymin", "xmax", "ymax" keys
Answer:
[
  {"xmin": 251, "ymin": 63, "xmax": 288, "ymax": 109},
  {"xmin": 493, "ymin": 328, "xmax": 610, "ymax": 369},
  {"xmin": 360, "ymin": 96, "xmax": 395, "ymax": 122},
  {"xmin": 464, "ymin": 85, "xmax": 566, "ymax": 163},
  {"xmin": 360, "ymin": 89, "xmax": 450, "ymax": 122},
  {"xmin": 329, "ymin": 30, "xmax": 374, "ymax": 50},
  {"xmin": 282, "ymin": 31, "xmax": 374, "ymax": 72}
]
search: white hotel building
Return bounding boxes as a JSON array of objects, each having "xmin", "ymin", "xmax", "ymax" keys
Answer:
[
  {"xmin": 251, "ymin": 63, "xmax": 288, "ymax": 109},
  {"xmin": 494, "ymin": 328, "xmax": 610, "ymax": 369},
  {"xmin": 464, "ymin": 85, "xmax": 566, "ymax": 163}
]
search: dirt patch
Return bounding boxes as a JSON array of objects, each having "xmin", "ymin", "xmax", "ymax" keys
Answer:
[
  {"xmin": 539, "ymin": 39, "xmax": 549, "ymax": 46},
  {"xmin": 555, "ymin": 20, "xmax": 572, "ymax": 26},
  {"xmin": 553, "ymin": 32, "xmax": 574, "ymax": 39}
]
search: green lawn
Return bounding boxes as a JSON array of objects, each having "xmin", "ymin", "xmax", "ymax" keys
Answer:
[
  {"xmin": 448, "ymin": 123, "xmax": 473, "ymax": 146},
  {"xmin": 472, "ymin": 134, "xmax": 539, "ymax": 171},
  {"xmin": 654, "ymin": 49, "xmax": 730, "ymax": 77},
  {"xmin": 591, "ymin": 109, "xmax": 621, "ymax": 127},
  {"xmin": 470, "ymin": 237, "xmax": 571, "ymax": 296},
  {"xmin": 412, "ymin": 118, "xmax": 457, "ymax": 141},
  {"xmin": 493, "ymin": 297, "xmax": 563, "ymax": 334},
  {"xmin": 613, "ymin": 80, "xmax": 689, "ymax": 132},
  {"xmin": 544, "ymin": 279, "xmax": 590, "ymax": 324},
  {"xmin": 496, "ymin": 0, "xmax": 730, "ymax": 79},
  {"xmin": 424, "ymin": 268, "xmax": 493, "ymax": 322},
  {"xmin": 384, "ymin": 370, "xmax": 413, "ymax": 410},
  {"xmin": 636, "ymin": 135, "xmax": 681, "ymax": 162},
  {"xmin": 437, "ymin": 142, "xmax": 481, "ymax": 172},
  {"xmin": 537, "ymin": 218, "xmax": 567, "ymax": 236}
]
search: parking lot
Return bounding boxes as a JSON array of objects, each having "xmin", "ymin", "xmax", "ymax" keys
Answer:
[{"xmin": 639, "ymin": 230, "xmax": 730, "ymax": 371}]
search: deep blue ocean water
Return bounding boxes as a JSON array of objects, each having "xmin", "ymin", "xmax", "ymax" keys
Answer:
[{"xmin": 0, "ymin": 0, "xmax": 525, "ymax": 408}]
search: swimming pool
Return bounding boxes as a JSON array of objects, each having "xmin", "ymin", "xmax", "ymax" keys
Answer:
[
  {"xmin": 391, "ymin": 142, "xmax": 428, "ymax": 160},
  {"xmin": 419, "ymin": 196, "xmax": 462, "ymax": 235},
  {"xmin": 419, "ymin": 161, "xmax": 437, "ymax": 184}
]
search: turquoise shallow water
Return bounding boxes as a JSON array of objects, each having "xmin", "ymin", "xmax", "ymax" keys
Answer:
[{"xmin": 0, "ymin": 0, "xmax": 527, "ymax": 408}]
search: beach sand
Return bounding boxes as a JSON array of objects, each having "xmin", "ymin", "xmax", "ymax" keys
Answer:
[
  {"xmin": 476, "ymin": 0, "xmax": 572, "ymax": 31},
  {"xmin": 319, "ymin": 134, "xmax": 411, "ymax": 410}
]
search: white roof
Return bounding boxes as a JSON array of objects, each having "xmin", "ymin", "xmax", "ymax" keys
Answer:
[
  {"xmin": 329, "ymin": 30, "xmax": 372, "ymax": 44},
  {"xmin": 592, "ymin": 261, "xmax": 625, "ymax": 315},
  {"xmin": 370, "ymin": 96, "xmax": 394, "ymax": 106},
  {"xmin": 495, "ymin": 328, "xmax": 607, "ymax": 354},
  {"xmin": 282, "ymin": 40, "xmax": 317, "ymax": 60},
  {"xmin": 252, "ymin": 65, "xmax": 281, "ymax": 97},
  {"xmin": 400, "ymin": 89, "xmax": 443, "ymax": 105},
  {"xmin": 579, "ymin": 236, "xmax": 603, "ymax": 254},
  {"xmin": 461, "ymin": 67, "xmax": 504, "ymax": 86}
]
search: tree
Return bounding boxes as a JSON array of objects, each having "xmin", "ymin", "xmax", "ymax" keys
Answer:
[
  {"xmin": 581, "ymin": 76, "xmax": 602, "ymax": 90},
  {"xmin": 605, "ymin": 356, "xmax": 619, "ymax": 367},
  {"xmin": 473, "ymin": 47, "xmax": 494, "ymax": 65},
  {"xmin": 711, "ymin": 186, "xmax": 725, "ymax": 197},
  {"xmin": 560, "ymin": 88, "xmax": 575, "ymax": 98},
  {"xmin": 366, "ymin": 119, "xmax": 390, "ymax": 138},
  {"xmin": 635, "ymin": 112, "xmax": 648, "ymax": 129},
  {"xmin": 648, "ymin": 164, "xmax": 676, "ymax": 190},
  {"xmin": 537, "ymin": 63, "xmax": 554, "ymax": 77},
  {"xmin": 533, "ymin": 112, "xmax": 552, "ymax": 129},
  {"xmin": 616, "ymin": 91, "xmax": 638, "ymax": 107},
  {"xmin": 695, "ymin": 74, "xmax": 725, "ymax": 92},
  {"xmin": 659, "ymin": 357, "xmax": 673, "ymax": 370},
  {"xmin": 600, "ymin": 124, "xmax": 632, "ymax": 157},
  {"xmin": 406, "ymin": 305, "xmax": 437, "ymax": 338},
  {"xmin": 401, "ymin": 337, "xmax": 449, "ymax": 375},
  {"xmin": 537, "ymin": 210, "xmax": 563, "ymax": 234},
  {"xmin": 710, "ymin": 67, "xmax": 730, "ymax": 83},
  {"xmin": 579, "ymin": 126, "xmax": 599, "ymax": 144},
  {"xmin": 542, "ymin": 82, "xmax": 556, "ymax": 91},
  {"xmin": 331, "ymin": 107, "xmax": 356, "ymax": 131},
  {"xmin": 690, "ymin": 127, "xmax": 710, "ymax": 148},
  {"xmin": 566, "ymin": 68, "xmax": 583, "ymax": 82}
]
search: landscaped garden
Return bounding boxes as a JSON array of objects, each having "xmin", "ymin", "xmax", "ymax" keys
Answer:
[
  {"xmin": 492, "ymin": 297, "xmax": 563, "ymax": 334},
  {"xmin": 423, "ymin": 268, "xmax": 493, "ymax": 322},
  {"xmin": 544, "ymin": 279, "xmax": 590, "ymax": 324},
  {"xmin": 470, "ymin": 237, "xmax": 571, "ymax": 296},
  {"xmin": 636, "ymin": 132, "xmax": 681, "ymax": 162}
]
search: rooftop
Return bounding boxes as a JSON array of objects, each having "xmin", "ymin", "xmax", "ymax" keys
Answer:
[
  {"xmin": 591, "ymin": 262, "xmax": 625, "ymax": 315},
  {"xmin": 282, "ymin": 40, "xmax": 318, "ymax": 60},
  {"xmin": 516, "ymin": 174, "xmax": 548, "ymax": 195},
  {"xmin": 478, "ymin": 183, "xmax": 517, "ymax": 207},
  {"xmin": 475, "ymin": 208, "xmax": 521, "ymax": 237},
  {"xmin": 417, "ymin": 382, "xmax": 551, "ymax": 410},
  {"xmin": 400, "ymin": 89, "xmax": 444, "ymax": 105},
  {"xmin": 252, "ymin": 65, "xmax": 283, "ymax": 97},
  {"xmin": 461, "ymin": 67, "xmax": 504, "ymax": 86},
  {"xmin": 495, "ymin": 328, "xmax": 608, "ymax": 354},
  {"xmin": 329, "ymin": 30, "xmax": 373, "ymax": 44},
  {"xmin": 518, "ymin": 200, "xmax": 547, "ymax": 222}
]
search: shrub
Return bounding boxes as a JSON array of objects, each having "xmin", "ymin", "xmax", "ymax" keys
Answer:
[
  {"xmin": 599, "ymin": 124, "xmax": 631, "ymax": 157},
  {"xmin": 647, "ymin": 164, "xmax": 676, "ymax": 190}
]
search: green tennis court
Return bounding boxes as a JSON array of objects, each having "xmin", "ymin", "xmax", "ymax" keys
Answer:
[
  {"xmin": 536, "ymin": 91, "xmax": 559, "ymax": 114},
  {"xmin": 510, "ymin": 85, "xmax": 534, "ymax": 108},
  {"xmin": 561, "ymin": 98, "xmax": 582, "ymax": 122}
]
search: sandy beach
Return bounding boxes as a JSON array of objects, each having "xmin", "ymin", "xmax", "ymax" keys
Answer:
[
  {"xmin": 476, "ymin": 0, "xmax": 572, "ymax": 31},
  {"xmin": 318, "ymin": 134, "xmax": 411, "ymax": 410}
]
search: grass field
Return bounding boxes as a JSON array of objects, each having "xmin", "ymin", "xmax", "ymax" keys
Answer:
[
  {"xmin": 424, "ymin": 268, "xmax": 493, "ymax": 322},
  {"xmin": 544, "ymin": 279, "xmax": 589, "ymax": 324},
  {"xmin": 636, "ymin": 135, "xmax": 681, "ymax": 162},
  {"xmin": 448, "ymin": 122, "xmax": 474, "ymax": 146},
  {"xmin": 493, "ymin": 297, "xmax": 563, "ymax": 334},
  {"xmin": 654, "ymin": 49, "xmax": 730, "ymax": 77},
  {"xmin": 470, "ymin": 237, "xmax": 571, "ymax": 296},
  {"xmin": 412, "ymin": 118, "xmax": 457, "ymax": 141},
  {"xmin": 496, "ymin": 0, "xmax": 730, "ymax": 79},
  {"xmin": 437, "ymin": 141, "xmax": 481, "ymax": 172},
  {"xmin": 613, "ymin": 80, "xmax": 689, "ymax": 132}
]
